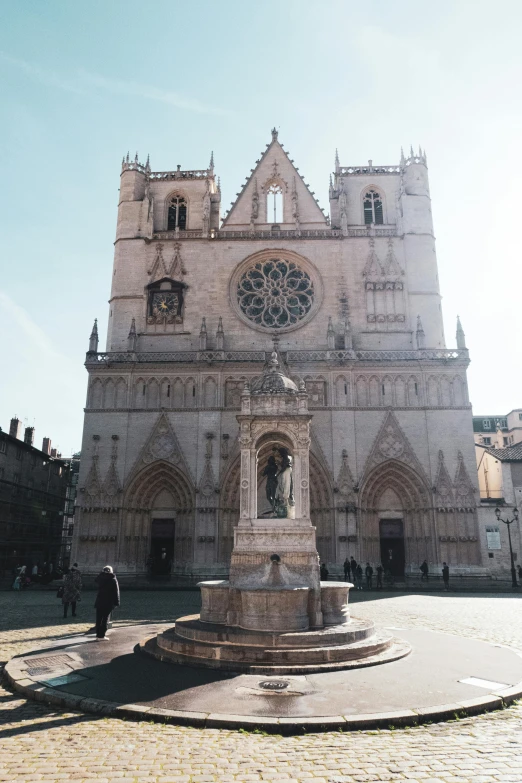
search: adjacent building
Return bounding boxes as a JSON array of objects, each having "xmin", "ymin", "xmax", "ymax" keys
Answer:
[
  {"xmin": 73, "ymin": 133, "xmax": 489, "ymax": 581},
  {"xmin": 473, "ymin": 410, "xmax": 522, "ymax": 449},
  {"xmin": 0, "ymin": 418, "xmax": 70, "ymax": 576},
  {"xmin": 476, "ymin": 444, "xmax": 522, "ymax": 574}
]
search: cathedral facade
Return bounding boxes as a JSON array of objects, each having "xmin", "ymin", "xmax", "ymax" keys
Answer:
[{"xmin": 72, "ymin": 130, "xmax": 486, "ymax": 580}]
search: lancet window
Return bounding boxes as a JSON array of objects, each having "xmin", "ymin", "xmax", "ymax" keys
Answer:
[
  {"xmin": 363, "ymin": 190, "xmax": 384, "ymax": 225},
  {"xmin": 266, "ymin": 181, "xmax": 283, "ymax": 224},
  {"xmin": 167, "ymin": 194, "xmax": 187, "ymax": 230}
]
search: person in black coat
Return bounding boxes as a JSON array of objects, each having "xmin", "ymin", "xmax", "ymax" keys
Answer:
[{"xmin": 94, "ymin": 566, "xmax": 120, "ymax": 641}]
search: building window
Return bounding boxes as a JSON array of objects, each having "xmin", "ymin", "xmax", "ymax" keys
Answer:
[
  {"xmin": 503, "ymin": 437, "xmax": 508, "ymax": 446},
  {"xmin": 237, "ymin": 258, "xmax": 314, "ymax": 330},
  {"xmin": 266, "ymin": 181, "xmax": 283, "ymax": 224},
  {"xmin": 0, "ymin": 440, "xmax": 6, "ymax": 454},
  {"xmin": 482, "ymin": 419, "xmax": 491, "ymax": 430},
  {"xmin": 519, "ymin": 413, "xmax": 522, "ymax": 420},
  {"xmin": 510, "ymin": 435, "xmax": 514, "ymax": 445},
  {"xmin": 483, "ymin": 437, "xmax": 491, "ymax": 445},
  {"xmin": 16, "ymin": 447, "xmax": 22, "ymax": 460},
  {"xmin": 363, "ymin": 190, "xmax": 384, "ymax": 225},
  {"xmin": 167, "ymin": 195, "xmax": 187, "ymax": 231}
]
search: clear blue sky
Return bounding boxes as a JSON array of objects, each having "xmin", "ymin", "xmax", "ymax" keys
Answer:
[{"xmin": 1, "ymin": 0, "xmax": 521, "ymax": 454}]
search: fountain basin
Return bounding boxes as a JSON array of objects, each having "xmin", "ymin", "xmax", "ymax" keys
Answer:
[
  {"xmin": 239, "ymin": 586, "xmax": 310, "ymax": 631},
  {"xmin": 200, "ymin": 580, "xmax": 229, "ymax": 624},
  {"xmin": 320, "ymin": 581, "xmax": 352, "ymax": 625}
]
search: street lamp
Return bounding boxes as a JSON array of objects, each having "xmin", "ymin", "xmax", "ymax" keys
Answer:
[{"xmin": 495, "ymin": 507, "xmax": 519, "ymax": 588}]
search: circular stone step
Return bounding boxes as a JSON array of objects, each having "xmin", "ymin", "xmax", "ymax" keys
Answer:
[
  {"xmin": 150, "ymin": 613, "xmax": 411, "ymax": 674},
  {"xmin": 172, "ymin": 614, "xmax": 375, "ymax": 648}
]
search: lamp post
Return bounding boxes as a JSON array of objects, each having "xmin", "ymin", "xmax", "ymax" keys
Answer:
[{"xmin": 495, "ymin": 507, "xmax": 519, "ymax": 588}]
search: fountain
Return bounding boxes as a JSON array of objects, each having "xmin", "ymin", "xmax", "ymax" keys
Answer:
[{"xmin": 150, "ymin": 352, "xmax": 410, "ymax": 673}]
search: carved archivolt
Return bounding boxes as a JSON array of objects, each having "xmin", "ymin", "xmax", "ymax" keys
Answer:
[{"xmin": 124, "ymin": 460, "xmax": 194, "ymax": 512}]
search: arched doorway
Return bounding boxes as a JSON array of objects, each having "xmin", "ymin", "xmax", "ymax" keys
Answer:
[
  {"xmin": 122, "ymin": 460, "xmax": 195, "ymax": 574},
  {"xmin": 359, "ymin": 459, "xmax": 432, "ymax": 577}
]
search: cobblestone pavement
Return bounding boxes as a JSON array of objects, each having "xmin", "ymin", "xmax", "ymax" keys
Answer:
[{"xmin": 1, "ymin": 589, "xmax": 521, "ymax": 783}]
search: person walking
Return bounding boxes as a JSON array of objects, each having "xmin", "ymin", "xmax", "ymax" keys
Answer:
[
  {"xmin": 320, "ymin": 562, "xmax": 329, "ymax": 581},
  {"xmin": 94, "ymin": 566, "xmax": 120, "ymax": 641},
  {"xmin": 343, "ymin": 558, "xmax": 350, "ymax": 581},
  {"xmin": 62, "ymin": 564, "xmax": 82, "ymax": 618},
  {"xmin": 376, "ymin": 563, "xmax": 384, "ymax": 590},
  {"xmin": 350, "ymin": 556, "xmax": 357, "ymax": 581},
  {"xmin": 442, "ymin": 562, "xmax": 450, "ymax": 591},
  {"xmin": 355, "ymin": 563, "xmax": 363, "ymax": 590},
  {"xmin": 420, "ymin": 560, "xmax": 429, "ymax": 581},
  {"xmin": 365, "ymin": 562, "xmax": 374, "ymax": 589}
]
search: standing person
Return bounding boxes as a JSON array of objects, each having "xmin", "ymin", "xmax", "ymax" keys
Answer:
[
  {"xmin": 343, "ymin": 558, "xmax": 350, "ymax": 582},
  {"xmin": 376, "ymin": 563, "xmax": 384, "ymax": 590},
  {"xmin": 355, "ymin": 563, "xmax": 363, "ymax": 590},
  {"xmin": 31, "ymin": 563, "xmax": 39, "ymax": 582},
  {"xmin": 62, "ymin": 564, "xmax": 82, "ymax": 618},
  {"xmin": 420, "ymin": 560, "xmax": 429, "ymax": 581},
  {"xmin": 94, "ymin": 566, "xmax": 120, "ymax": 641},
  {"xmin": 320, "ymin": 562, "xmax": 329, "ymax": 581},
  {"xmin": 442, "ymin": 562, "xmax": 450, "ymax": 591},
  {"xmin": 350, "ymin": 556, "xmax": 357, "ymax": 581},
  {"xmin": 518, "ymin": 564, "xmax": 522, "ymax": 583},
  {"xmin": 365, "ymin": 562, "xmax": 374, "ymax": 589}
]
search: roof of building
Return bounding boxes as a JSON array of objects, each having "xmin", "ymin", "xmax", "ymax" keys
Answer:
[
  {"xmin": 481, "ymin": 444, "xmax": 522, "ymax": 462},
  {"xmin": 472, "ymin": 415, "xmax": 507, "ymax": 433}
]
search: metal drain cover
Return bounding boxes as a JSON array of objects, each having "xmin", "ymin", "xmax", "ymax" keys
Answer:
[{"xmin": 258, "ymin": 680, "xmax": 290, "ymax": 691}]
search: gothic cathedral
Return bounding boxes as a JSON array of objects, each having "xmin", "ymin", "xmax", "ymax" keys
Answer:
[{"xmin": 73, "ymin": 130, "xmax": 483, "ymax": 581}]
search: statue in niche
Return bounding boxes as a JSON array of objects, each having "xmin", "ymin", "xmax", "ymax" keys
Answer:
[
  {"xmin": 263, "ymin": 455, "xmax": 279, "ymax": 511},
  {"xmin": 275, "ymin": 449, "xmax": 295, "ymax": 519}
]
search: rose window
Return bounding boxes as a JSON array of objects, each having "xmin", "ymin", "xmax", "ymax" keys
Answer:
[{"xmin": 237, "ymin": 259, "xmax": 314, "ymax": 329}]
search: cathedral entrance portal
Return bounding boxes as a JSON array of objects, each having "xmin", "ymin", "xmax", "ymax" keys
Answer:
[
  {"xmin": 379, "ymin": 519, "xmax": 405, "ymax": 580},
  {"xmin": 150, "ymin": 518, "xmax": 175, "ymax": 575}
]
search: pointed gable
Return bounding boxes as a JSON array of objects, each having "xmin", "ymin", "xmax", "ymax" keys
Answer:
[
  {"xmin": 128, "ymin": 413, "xmax": 194, "ymax": 483},
  {"xmin": 363, "ymin": 238, "xmax": 384, "ymax": 279},
  {"xmin": 221, "ymin": 129, "xmax": 327, "ymax": 229},
  {"xmin": 362, "ymin": 410, "xmax": 428, "ymax": 483},
  {"xmin": 453, "ymin": 451, "xmax": 475, "ymax": 508},
  {"xmin": 434, "ymin": 450, "xmax": 455, "ymax": 509}
]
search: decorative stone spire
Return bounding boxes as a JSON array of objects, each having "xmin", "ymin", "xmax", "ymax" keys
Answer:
[
  {"xmin": 416, "ymin": 315, "xmax": 426, "ymax": 349},
  {"xmin": 199, "ymin": 317, "xmax": 207, "ymax": 350},
  {"xmin": 400, "ymin": 146, "xmax": 405, "ymax": 166},
  {"xmin": 456, "ymin": 315, "xmax": 466, "ymax": 349},
  {"xmin": 335, "ymin": 148, "xmax": 340, "ymax": 173},
  {"xmin": 327, "ymin": 317, "xmax": 335, "ymax": 350},
  {"xmin": 145, "ymin": 154, "xmax": 151, "ymax": 173},
  {"xmin": 127, "ymin": 318, "xmax": 137, "ymax": 352},
  {"xmin": 88, "ymin": 318, "xmax": 99, "ymax": 353},
  {"xmin": 209, "ymin": 150, "xmax": 214, "ymax": 172},
  {"xmin": 271, "ymin": 127, "xmax": 278, "ymax": 142},
  {"xmin": 216, "ymin": 317, "xmax": 224, "ymax": 350},
  {"xmin": 217, "ymin": 176, "xmax": 221, "ymax": 194},
  {"xmin": 410, "ymin": 144, "xmax": 415, "ymax": 159},
  {"xmin": 343, "ymin": 319, "xmax": 353, "ymax": 350}
]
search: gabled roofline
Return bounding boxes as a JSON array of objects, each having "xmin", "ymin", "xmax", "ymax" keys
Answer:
[{"xmin": 221, "ymin": 130, "xmax": 327, "ymax": 226}]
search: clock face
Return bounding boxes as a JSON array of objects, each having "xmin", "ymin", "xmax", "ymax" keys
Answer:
[{"xmin": 152, "ymin": 292, "xmax": 179, "ymax": 317}]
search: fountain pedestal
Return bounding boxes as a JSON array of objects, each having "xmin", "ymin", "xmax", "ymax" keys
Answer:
[{"xmin": 152, "ymin": 352, "xmax": 410, "ymax": 673}]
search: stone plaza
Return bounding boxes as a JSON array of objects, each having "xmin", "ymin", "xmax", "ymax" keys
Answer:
[{"xmin": 1, "ymin": 589, "xmax": 522, "ymax": 782}]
